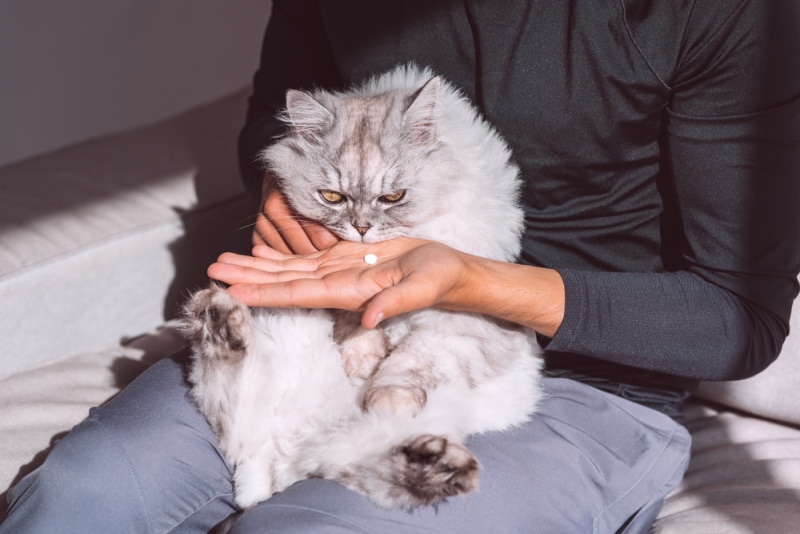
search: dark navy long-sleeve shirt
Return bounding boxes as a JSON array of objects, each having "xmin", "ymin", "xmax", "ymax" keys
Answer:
[{"xmin": 238, "ymin": 0, "xmax": 800, "ymax": 419}]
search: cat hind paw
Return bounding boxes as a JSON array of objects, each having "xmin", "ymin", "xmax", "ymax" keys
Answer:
[
  {"xmin": 394, "ymin": 435, "xmax": 478, "ymax": 506},
  {"xmin": 340, "ymin": 328, "xmax": 389, "ymax": 382},
  {"xmin": 361, "ymin": 384, "xmax": 427, "ymax": 416}
]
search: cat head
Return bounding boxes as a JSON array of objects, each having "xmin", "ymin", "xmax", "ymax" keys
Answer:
[{"xmin": 260, "ymin": 76, "xmax": 455, "ymax": 243}]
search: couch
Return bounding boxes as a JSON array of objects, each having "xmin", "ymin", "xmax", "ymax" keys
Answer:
[{"xmin": 1, "ymin": 89, "xmax": 799, "ymax": 532}]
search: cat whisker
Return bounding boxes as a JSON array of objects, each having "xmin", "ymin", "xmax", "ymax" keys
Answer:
[{"xmin": 235, "ymin": 214, "xmax": 323, "ymax": 233}]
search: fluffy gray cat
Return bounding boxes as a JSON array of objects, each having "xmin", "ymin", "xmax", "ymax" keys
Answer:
[{"xmin": 182, "ymin": 65, "xmax": 543, "ymax": 511}]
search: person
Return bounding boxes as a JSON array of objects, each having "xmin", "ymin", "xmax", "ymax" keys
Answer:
[{"xmin": 3, "ymin": 1, "xmax": 799, "ymax": 532}]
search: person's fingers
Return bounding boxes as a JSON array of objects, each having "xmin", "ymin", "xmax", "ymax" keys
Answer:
[
  {"xmin": 361, "ymin": 273, "xmax": 437, "ymax": 328},
  {"xmin": 252, "ymin": 220, "xmax": 266, "ymax": 247},
  {"xmin": 263, "ymin": 191, "xmax": 318, "ymax": 255},
  {"xmin": 216, "ymin": 250, "xmax": 293, "ymax": 271},
  {"xmin": 227, "ymin": 273, "xmax": 381, "ymax": 311},
  {"xmin": 227, "ymin": 279, "xmax": 329, "ymax": 308},
  {"xmin": 213, "ymin": 238, "xmax": 448, "ymax": 321},
  {"xmin": 208, "ymin": 262, "xmax": 282, "ymax": 285},
  {"xmin": 305, "ymin": 222, "xmax": 339, "ymax": 250},
  {"xmin": 361, "ymin": 290, "xmax": 396, "ymax": 328},
  {"xmin": 250, "ymin": 244, "xmax": 298, "ymax": 261},
  {"xmin": 253, "ymin": 210, "xmax": 290, "ymax": 253},
  {"xmin": 208, "ymin": 251, "xmax": 323, "ymax": 284},
  {"xmin": 253, "ymin": 242, "xmax": 376, "ymax": 276}
]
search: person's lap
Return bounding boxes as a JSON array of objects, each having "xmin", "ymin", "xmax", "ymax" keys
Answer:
[
  {"xmin": 2, "ymin": 350, "xmax": 690, "ymax": 534},
  {"xmin": 2, "ymin": 349, "xmax": 236, "ymax": 533}
]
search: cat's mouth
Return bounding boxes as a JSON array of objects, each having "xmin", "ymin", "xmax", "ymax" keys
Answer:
[
  {"xmin": 353, "ymin": 233, "xmax": 383, "ymax": 244},
  {"xmin": 336, "ymin": 227, "xmax": 404, "ymax": 244}
]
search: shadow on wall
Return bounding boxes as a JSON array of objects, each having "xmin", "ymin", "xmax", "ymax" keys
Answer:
[{"xmin": 0, "ymin": 0, "xmax": 271, "ymax": 168}]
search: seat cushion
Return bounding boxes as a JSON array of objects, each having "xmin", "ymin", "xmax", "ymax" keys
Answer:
[{"xmin": 654, "ymin": 400, "xmax": 800, "ymax": 533}]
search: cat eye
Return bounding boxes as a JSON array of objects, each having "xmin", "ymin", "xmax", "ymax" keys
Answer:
[
  {"xmin": 319, "ymin": 190, "xmax": 345, "ymax": 204},
  {"xmin": 379, "ymin": 190, "xmax": 406, "ymax": 203}
]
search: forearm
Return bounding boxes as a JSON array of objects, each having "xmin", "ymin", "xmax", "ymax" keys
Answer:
[
  {"xmin": 444, "ymin": 255, "xmax": 565, "ymax": 339},
  {"xmin": 444, "ymin": 252, "xmax": 789, "ymax": 381},
  {"xmin": 548, "ymin": 269, "xmax": 790, "ymax": 381}
]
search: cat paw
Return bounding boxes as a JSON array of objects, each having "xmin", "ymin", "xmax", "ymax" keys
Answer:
[
  {"xmin": 361, "ymin": 384, "xmax": 427, "ymax": 416},
  {"xmin": 232, "ymin": 457, "xmax": 276, "ymax": 510},
  {"xmin": 182, "ymin": 285, "xmax": 253, "ymax": 362},
  {"xmin": 395, "ymin": 435, "xmax": 479, "ymax": 506},
  {"xmin": 339, "ymin": 328, "xmax": 389, "ymax": 382},
  {"xmin": 333, "ymin": 312, "xmax": 389, "ymax": 382}
]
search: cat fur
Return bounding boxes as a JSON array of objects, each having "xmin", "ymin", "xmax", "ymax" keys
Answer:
[{"xmin": 182, "ymin": 64, "xmax": 543, "ymax": 510}]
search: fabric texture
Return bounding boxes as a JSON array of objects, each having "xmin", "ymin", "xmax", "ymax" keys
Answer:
[
  {"xmin": 1, "ymin": 350, "xmax": 237, "ymax": 534},
  {"xmin": 654, "ymin": 401, "xmax": 800, "ymax": 533},
  {"xmin": 0, "ymin": 325, "xmax": 185, "ymax": 502},
  {"xmin": 695, "ymin": 288, "xmax": 800, "ymax": 426}
]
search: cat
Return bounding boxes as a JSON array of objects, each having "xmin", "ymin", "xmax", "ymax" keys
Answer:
[{"xmin": 182, "ymin": 64, "xmax": 543, "ymax": 511}]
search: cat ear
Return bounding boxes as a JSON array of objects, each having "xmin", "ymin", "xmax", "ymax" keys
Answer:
[
  {"xmin": 284, "ymin": 89, "xmax": 334, "ymax": 137},
  {"xmin": 403, "ymin": 76, "xmax": 441, "ymax": 145}
]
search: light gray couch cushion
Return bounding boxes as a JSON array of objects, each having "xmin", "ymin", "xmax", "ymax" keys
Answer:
[
  {"xmin": 654, "ymin": 401, "xmax": 800, "ymax": 533},
  {"xmin": 0, "ymin": 90, "xmax": 252, "ymax": 381}
]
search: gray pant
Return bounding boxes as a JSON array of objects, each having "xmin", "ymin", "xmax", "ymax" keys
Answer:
[{"xmin": 2, "ymin": 350, "xmax": 690, "ymax": 533}]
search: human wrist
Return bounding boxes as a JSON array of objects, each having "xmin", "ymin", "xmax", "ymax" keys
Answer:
[{"xmin": 445, "ymin": 256, "xmax": 565, "ymax": 338}]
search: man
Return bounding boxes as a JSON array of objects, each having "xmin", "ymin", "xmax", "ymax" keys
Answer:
[{"xmin": 4, "ymin": 1, "xmax": 799, "ymax": 532}]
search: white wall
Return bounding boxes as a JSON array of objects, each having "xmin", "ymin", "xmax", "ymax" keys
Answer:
[{"xmin": 0, "ymin": 0, "xmax": 271, "ymax": 168}]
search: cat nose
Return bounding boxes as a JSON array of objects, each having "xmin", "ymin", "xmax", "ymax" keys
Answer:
[{"xmin": 352, "ymin": 223, "xmax": 371, "ymax": 236}]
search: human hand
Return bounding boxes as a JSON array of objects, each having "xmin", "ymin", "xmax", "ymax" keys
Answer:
[
  {"xmin": 207, "ymin": 239, "xmax": 472, "ymax": 329},
  {"xmin": 253, "ymin": 187, "xmax": 339, "ymax": 254}
]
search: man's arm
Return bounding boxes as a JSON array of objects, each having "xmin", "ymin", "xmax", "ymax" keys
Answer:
[
  {"xmin": 208, "ymin": 239, "xmax": 567, "ymax": 337},
  {"xmin": 546, "ymin": 1, "xmax": 800, "ymax": 380}
]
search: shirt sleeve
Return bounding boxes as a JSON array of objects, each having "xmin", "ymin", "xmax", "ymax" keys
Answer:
[
  {"xmin": 237, "ymin": 0, "xmax": 342, "ymax": 200},
  {"xmin": 547, "ymin": 0, "xmax": 800, "ymax": 381}
]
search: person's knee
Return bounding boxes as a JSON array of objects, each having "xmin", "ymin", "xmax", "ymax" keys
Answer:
[
  {"xmin": 4, "ymin": 357, "xmax": 236, "ymax": 533},
  {"xmin": 38, "ymin": 419, "xmax": 146, "ymax": 505},
  {"xmin": 231, "ymin": 479, "xmax": 375, "ymax": 533},
  {"xmin": 231, "ymin": 503, "xmax": 365, "ymax": 534},
  {"xmin": 3, "ymin": 418, "xmax": 150, "ymax": 532}
]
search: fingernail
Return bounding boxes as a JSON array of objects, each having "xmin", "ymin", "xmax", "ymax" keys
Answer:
[{"xmin": 374, "ymin": 312, "xmax": 384, "ymax": 326}]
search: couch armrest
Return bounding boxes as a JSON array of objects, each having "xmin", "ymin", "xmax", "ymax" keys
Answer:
[{"xmin": 0, "ymin": 90, "xmax": 253, "ymax": 380}]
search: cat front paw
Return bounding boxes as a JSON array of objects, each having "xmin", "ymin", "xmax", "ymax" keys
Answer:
[
  {"xmin": 333, "ymin": 312, "xmax": 389, "ymax": 382},
  {"xmin": 181, "ymin": 284, "xmax": 253, "ymax": 362},
  {"xmin": 394, "ymin": 435, "xmax": 478, "ymax": 506},
  {"xmin": 339, "ymin": 328, "xmax": 389, "ymax": 382},
  {"xmin": 361, "ymin": 384, "xmax": 427, "ymax": 416}
]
